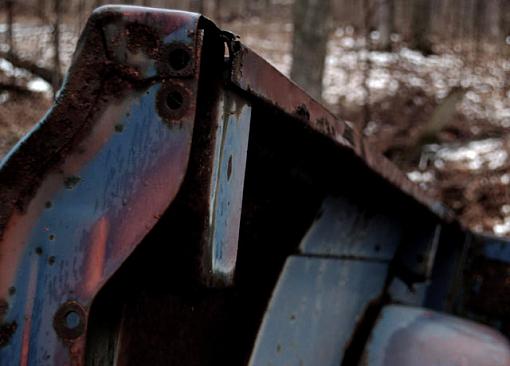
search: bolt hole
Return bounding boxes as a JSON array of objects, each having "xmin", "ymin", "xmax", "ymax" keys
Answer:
[
  {"xmin": 166, "ymin": 90, "xmax": 183, "ymax": 111},
  {"xmin": 168, "ymin": 47, "xmax": 191, "ymax": 71},
  {"xmin": 374, "ymin": 245, "xmax": 381, "ymax": 252},
  {"xmin": 64, "ymin": 311, "xmax": 81, "ymax": 330}
]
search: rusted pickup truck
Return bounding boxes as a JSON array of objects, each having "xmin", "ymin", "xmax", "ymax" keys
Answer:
[{"xmin": 0, "ymin": 6, "xmax": 509, "ymax": 366}]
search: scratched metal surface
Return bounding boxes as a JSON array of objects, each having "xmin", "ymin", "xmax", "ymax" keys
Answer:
[
  {"xmin": 299, "ymin": 195, "xmax": 402, "ymax": 261},
  {"xmin": 0, "ymin": 6, "xmax": 202, "ymax": 365},
  {"xmin": 201, "ymin": 90, "xmax": 251, "ymax": 287},
  {"xmin": 362, "ymin": 305, "xmax": 510, "ymax": 366},
  {"xmin": 248, "ymin": 256, "xmax": 387, "ymax": 366}
]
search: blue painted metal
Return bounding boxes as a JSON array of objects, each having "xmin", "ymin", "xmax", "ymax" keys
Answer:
[
  {"xmin": 362, "ymin": 305, "xmax": 510, "ymax": 366},
  {"xmin": 299, "ymin": 195, "xmax": 402, "ymax": 260},
  {"xmin": 388, "ymin": 277, "xmax": 428, "ymax": 306},
  {"xmin": 201, "ymin": 90, "xmax": 251, "ymax": 287},
  {"xmin": 0, "ymin": 5, "xmax": 509, "ymax": 365},
  {"xmin": 480, "ymin": 235, "xmax": 510, "ymax": 263},
  {"xmin": 0, "ymin": 6, "xmax": 202, "ymax": 365},
  {"xmin": 248, "ymin": 256, "xmax": 387, "ymax": 366}
]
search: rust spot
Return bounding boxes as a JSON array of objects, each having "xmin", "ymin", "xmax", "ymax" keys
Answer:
[
  {"xmin": 157, "ymin": 43, "xmax": 194, "ymax": 77},
  {"xmin": 343, "ymin": 124, "xmax": 355, "ymax": 145},
  {"xmin": 63, "ymin": 175, "xmax": 81, "ymax": 189},
  {"xmin": 156, "ymin": 82, "xmax": 191, "ymax": 123},
  {"xmin": 125, "ymin": 22, "xmax": 161, "ymax": 59},
  {"xmin": 316, "ymin": 117, "xmax": 336, "ymax": 137},
  {"xmin": 8, "ymin": 287, "xmax": 15, "ymax": 296},
  {"xmin": 0, "ymin": 300, "xmax": 16, "ymax": 348},
  {"xmin": 0, "ymin": 300, "xmax": 7, "ymax": 318},
  {"xmin": 0, "ymin": 321, "xmax": 17, "ymax": 348},
  {"xmin": 294, "ymin": 104, "xmax": 310, "ymax": 121},
  {"xmin": 53, "ymin": 301, "xmax": 86, "ymax": 340}
]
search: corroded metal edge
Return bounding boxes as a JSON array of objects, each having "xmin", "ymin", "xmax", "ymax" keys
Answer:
[{"xmin": 228, "ymin": 44, "xmax": 454, "ymax": 223}]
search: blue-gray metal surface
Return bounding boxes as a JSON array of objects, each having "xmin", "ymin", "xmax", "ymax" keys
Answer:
[
  {"xmin": 388, "ymin": 278, "xmax": 428, "ymax": 306},
  {"xmin": 480, "ymin": 234, "xmax": 510, "ymax": 263},
  {"xmin": 0, "ymin": 6, "xmax": 202, "ymax": 364},
  {"xmin": 299, "ymin": 195, "xmax": 402, "ymax": 260},
  {"xmin": 362, "ymin": 305, "xmax": 510, "ymax": 366},
  {"xmin": 248, "ymin": 256, "xmax": 387, "ymax": 366},
  {"xmin": 201, "ymin": 90, "xmax": 251, "ymax": 287}
]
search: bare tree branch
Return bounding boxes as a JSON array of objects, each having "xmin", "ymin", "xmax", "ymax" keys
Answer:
[
  {"xmin": 0, "ymin": 82, "xmax": 35, "ymax": 96},
  {"xmin": 0, "ymin": 51, "xmax": 62, "ymax": 86}
]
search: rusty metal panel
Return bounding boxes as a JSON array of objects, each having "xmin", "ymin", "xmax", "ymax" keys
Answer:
[
  {"xmin": 229, "ymin": 44, "xmax": 454, "ymax": 223},
  {"xmin": 0, "ymin": 6, "xmax": 202, "ymax": 365},
  {"xmin": 248, "ymin": 256, "xmax": 387, "ymax": 366},
  {"xmin": 0, "ymin": 5, "xmax": 508, "ymax": 366},
  {"xmin": 362, "ymin": 305, "xmax": 510, "ymax": 366},
  {"xmin": 299, "ymin": 195, "xmax": 402, "ymax": 260},
  {"xmin": 229, "ymin": 44, "xmax": 348, "ymax": 145},
  {"xmin": 200, "ymin": 90, "xmax": 251, "ymax": 287}
]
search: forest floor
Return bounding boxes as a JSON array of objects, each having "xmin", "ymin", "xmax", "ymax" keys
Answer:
[{"xmin": 1, "ymin": 16, "xmax": 510, "ymax": 236}]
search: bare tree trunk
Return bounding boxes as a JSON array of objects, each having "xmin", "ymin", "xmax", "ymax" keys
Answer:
[
  {"xmin": 411, "ymin": 0, "xmax": 432, "ymax": 54},
  {"xmin": 190, "ymin": 0, "xmax": 205, "ymax": 13},
  {"xmin": 474, "ymin": 0, "xmax": 485, "ymax": 55},
  {"xmin": 220, "ymin": 0, "xmax": 244, "ymax": 20},
  {"xmin": 214, "ymin": 0, "xmax": 222, "ymax": 24},
  {"xmin": 53, "ymin": 0, "xmax": 62, "ymax": 95},
  {"xmin": 487, "ymin": 0, "xmax": 502, "ymax": 43},
  {"xmin": 6, "ymin": 0, "xmax": 14, "ymax": 56},
  {"xmin": 290, "ymin": 0, "xmax": 332, "ymax": 100},
  {"xmin": 361, "ymin": 0, "xmax": 373, "ymax": 130},
  {"xmin": 0, "ymin": 51, "xmax": 61, "ymax": 85},
  {"xmin": 377, "ymin": 0, "xmax": 394, "ymax": 51},
  {"xmin": 77, "ymin": 0, "xmax": 86, "ymax": 31},
  {"xmin": 38, "ymin": 0, "xmax": 46, "ymax": 23}
]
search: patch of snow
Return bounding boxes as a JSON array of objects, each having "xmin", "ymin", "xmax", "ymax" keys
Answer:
[
  {"xmin": 434, "ymin": 138, "xmax": 508, "ymax": 171},
  {"xmin": 407, "ymin": 170, "xmax": 434, "ymax": 183},
  {"xmin": 494, "ymin": 218, "xmax": 510, "ymax": 235},
  {"xmin": 501, "ymin": 173, "xmax": 510, "ymax": 184},
  {"xmin": 27, "ymin": 78, "xmax": 51, "ymax": 93}
]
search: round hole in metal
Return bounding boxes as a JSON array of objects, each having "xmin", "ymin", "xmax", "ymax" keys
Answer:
[{"xmin": 168, "ymin": 47, "xmax": 191, "ymax": 71}]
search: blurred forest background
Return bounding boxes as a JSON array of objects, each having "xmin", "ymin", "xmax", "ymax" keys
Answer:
[{"xmin": 2, "ymin": 0, "xmax": 510, "ymax": 236}]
